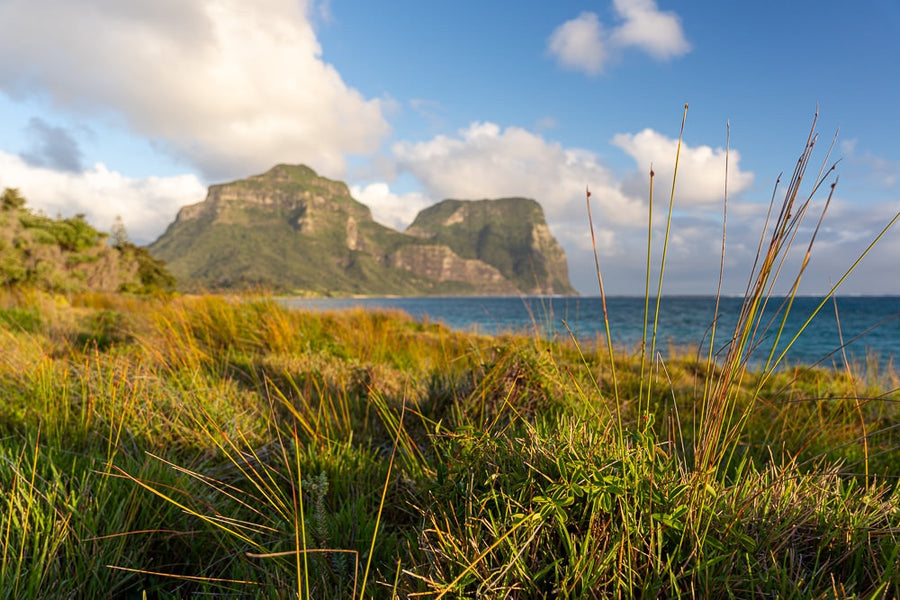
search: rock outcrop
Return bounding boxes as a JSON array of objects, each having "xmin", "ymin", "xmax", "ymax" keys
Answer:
[{"xmin": 405, "ymin": 198, "xmax": 574, "ymax": 295}]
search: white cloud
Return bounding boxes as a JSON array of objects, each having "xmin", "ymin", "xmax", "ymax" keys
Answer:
[
  {"xmin": 0, "ymin": 0, "xmax": 389, "ymax": 181},
  {"xmin": 840, "ymin": 139, "xmax": 899, "ymax": 189},
  {"xmin": 840, "ymin": 139, "xmax": 858, "ymax": 156},
  {"xmin": 548, "ymin": 0, "xmax": 690, "ymax": 75},
  {"xmin": 0, "ymin": 151, "xmax": 205, "ymax": 244},
  {"xmin": 349, "ymin": 182, "xmax": 431, "ymax": 231},
  {"xmin": 609, "ymin": 0, "xmax": 691, "ymax": 60},
  {"xmin": 612, "ymin": 128, "xmax": 754, "ymax": 205},
  {"xmin": 388, "ymin": 122, "xmax": 832, "ymax": 295},
  {"xmin": 314, "ymin": 0, "xmax": 333, "ymax": 23},
  {"xmin": 765, "ymin": 197, "xmax": 900, "ymax": 295},
  {"xmin": 547, "ymin": 12, "xmax": 609, "ymax": 76},
  {"xmin": 393, "ymin": 122, "xmax": 645, "ymax": 229},
  {"xmin": 392, "ymin": 122, "xmax": 654, "ymax": 292},
  {"xmin": 534, "ymin": 116, "xmax": 559, "ymax": 133}
]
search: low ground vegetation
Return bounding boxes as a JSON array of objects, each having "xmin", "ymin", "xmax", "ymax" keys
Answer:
[{"xmin": 0, "ymin": 291, "xmax": 896, "ymax": 598}]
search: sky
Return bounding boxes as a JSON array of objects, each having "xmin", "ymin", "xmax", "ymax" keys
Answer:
[{"xmin": 0, "ymin": 0, "xmax": 898, "ymax": 295}]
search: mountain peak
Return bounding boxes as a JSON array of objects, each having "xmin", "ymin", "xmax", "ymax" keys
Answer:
[{"xmin": 150, "ymin": 167, "xmax": 575, "ymax": 296}]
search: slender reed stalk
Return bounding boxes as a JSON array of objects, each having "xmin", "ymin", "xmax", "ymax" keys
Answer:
[
  {"xmin": 648, "ymin": 104, "xmax": 689, "ymax": 386},
  {"xmin": 585, "ymin": 185, "xmax": 622, "ymax": 440},
  {"xmin": 292, "ymin": 423, "xmax": 309, "ymax": 600},
  {"xmin": 693, "ymin": 108, "xmax": 900, "ymax": 480},
  {"xmin": 703, "ymin": 122, "xmax": 729, "ymax": 409},
  {"xmin": 638, "ymin": 164, "xmax": 654, "ymax": 414}
]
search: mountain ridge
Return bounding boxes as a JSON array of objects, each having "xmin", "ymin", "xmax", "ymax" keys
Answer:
[{"xmin": 149, "ymin": 165, "xmax": 576, "ymax": 296}]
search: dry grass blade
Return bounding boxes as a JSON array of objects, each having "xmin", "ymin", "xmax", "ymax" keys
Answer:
[
  {"xmin": 585, "ymin": 184, "xmax": 622, "ymax": 439},
  {"xmin": 695, "ymin": 109, "xmax": 841, "ymax": 476},
  {"xmin": 359, "ymin": 397, "xmax": 407, "ymax": 600},
  {"xmin": 106, "ymin": 565, "xmax": 262, "ymax": 586}
]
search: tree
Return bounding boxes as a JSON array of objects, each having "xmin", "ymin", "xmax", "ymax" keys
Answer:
[
  {"xmin": 1, "ymin": 188, "xmax": 26, "ymax": 211},
  {"xmin": 110, "ymin": 216, "xmax": 130, "ymax": 249},
  {"xmin": 115, "ymin": 242, "xmax": 177, "ymax": 293},
  {"xmin": 51, "ymin": 213, "xmax": 102, "ymax": 252}
]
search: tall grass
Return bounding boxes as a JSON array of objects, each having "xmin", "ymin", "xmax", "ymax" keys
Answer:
[
  {"xmin": 416, "ymin": 108, "xmax": 900, "ymax": 597},
  {"xmin": 0, "ymin": 111, "xmax": 898, "ymax": 597},
  {"xmin": 1, "ymin": 290, "xmax": 897, "ymax": 597}
]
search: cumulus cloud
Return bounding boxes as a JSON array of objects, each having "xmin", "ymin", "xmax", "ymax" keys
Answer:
[
  {"xmin": 391, "ymin": 122, "xmax": 653, "ymax": 292},
  {"xmin": 0, "ymin": 151, "xmax": 205, "ymax": 244},
  {"xmin": 816, "ymin": 199, "xmax": 900, "ymax": 293},
  {"xmin": 548, "ymin": 0, "xmax": 690, "ymax": 75},
  {"xmin": 0, "ymin": 0, "xmax": 389, "ymax": 181},
  {"xmin": 386, "ymin": 122, "xmax": 885, "ymax": 296},
  {"xmin": 609, "ymin": 0, "xmax": 691, "ymax": 60},
  {"xmin": 19, "ymin": 118, "xmax": 85, "ymax": 173},
  {"xmin": 612, "ymin": 128, "xmax": 754, "ymax": 205},
  {"xmin": 349, "ymin": 182, "xmax": 431, "ymax": 231},
  {"xmin": 547, "ymin": 12, "xmax": 609, "ymax": 76},
  {"xmin": 393, "ymin": 122, "xmax": 644, "ymax": 229},
  {"xmin": 752, "ymin": 196, "xmax": 900, "ymax": 296}
]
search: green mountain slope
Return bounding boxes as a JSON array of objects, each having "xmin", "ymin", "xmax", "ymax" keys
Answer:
[
  {"xmin": 149, "ymin": 165, "xmax": 576, "ymax": 296},
  {"xmin": 406, "ymin": 198, "xmax": 574, "ymax": 295}
]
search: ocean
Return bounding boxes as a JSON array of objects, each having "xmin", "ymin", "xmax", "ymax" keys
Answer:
[{"xmin": 280, "ymin": 296, "xmax": 900, "ymax": 370}]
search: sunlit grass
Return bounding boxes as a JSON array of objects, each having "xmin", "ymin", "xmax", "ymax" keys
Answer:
[
  {"xmin": 0, "ymin": 285, "xmax": 896, "ymax": 597},
  {"xmin": 0, "ymin": 111, "xmax": 898, "ymax": 597}
]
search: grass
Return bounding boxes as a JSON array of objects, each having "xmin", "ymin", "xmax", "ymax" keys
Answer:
[
  {"xmin": 0, "ymin": 112, "xmax": 898, "ymax": 598},
  {"xmin": 0, "ymin": 290, "xmax": 897, "ymax": 598}
]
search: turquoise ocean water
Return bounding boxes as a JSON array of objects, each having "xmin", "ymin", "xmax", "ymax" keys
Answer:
[{"xmin": 281, "ymin": 296, "xmax": 900, "ymax": 370}]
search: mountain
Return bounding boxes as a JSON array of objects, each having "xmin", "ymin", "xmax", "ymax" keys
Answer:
[
  {"xmin": 405, "ymin": 198, "xmax": 573, "ymax": 295},
  {"xmin": 148, "ymin": 165, "xmax": 576, "ymax": 296}
]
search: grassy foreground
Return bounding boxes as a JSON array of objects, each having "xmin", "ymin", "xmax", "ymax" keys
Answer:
[{"xmin": 0, "ymin": 289, "xmax": 897, "ymax": 598}]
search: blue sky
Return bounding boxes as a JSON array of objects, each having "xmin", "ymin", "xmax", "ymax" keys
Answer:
[{"xmin": 0, "ymin": 0, "xmax": 898, "ymax": 294}]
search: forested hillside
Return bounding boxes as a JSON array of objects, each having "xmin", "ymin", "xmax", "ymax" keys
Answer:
[{"xmin": 0, "ymin": 188, "xmax": 174, "ymax": 294}]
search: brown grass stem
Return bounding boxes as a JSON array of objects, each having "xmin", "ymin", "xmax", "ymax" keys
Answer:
[{"xmin": 585, "ymin": 185, "xmax": 622, "ymax": 441}]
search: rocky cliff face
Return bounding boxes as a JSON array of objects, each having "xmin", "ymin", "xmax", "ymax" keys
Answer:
[
  {"xmin": 405, "ymin": 198, "xmax": 574, "ymax": 295},
  {"xmin": 387, "ymin": 244, "xmax": 518, "ymax": 294},
  {"xmin": 174, "ymin": 164, "xmax": 370, "ymax": 232},
  {"xmin": 149, "ymin": 165, "xmax": 576, "ymax": 296}
]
